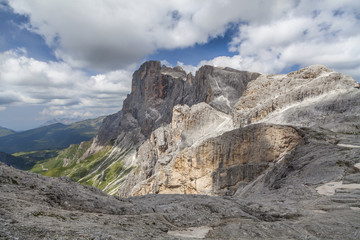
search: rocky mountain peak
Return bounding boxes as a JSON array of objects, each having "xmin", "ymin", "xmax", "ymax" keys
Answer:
[
  {"xmin": 95, "ymin": 61, "xmax": 260, "ymax": 146},
  {"xmin": 287, "ymin": 64, "xmax": 332, "ymax": 79},
  {"xmin": 233, "ymin": 64, "xmax": 360, "ymax": 130}
]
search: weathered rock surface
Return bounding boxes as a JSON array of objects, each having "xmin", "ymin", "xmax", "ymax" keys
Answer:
[
  {"xmin": 121, "ymin": 118, "xmax": 302, "ymax": 196},
  {"xmin": 77, "ymin": 61, "xmax": 260, "ymax": 192},
  {"xmin": 118, "ymin": 102, "xmax": 236, "ymax": 197},
  {"xmin": 94, "ymin": 61, "xmax": 260, "ymax": 146},
  {"xmin": 78, "ymin": 63, "xmax": 360, "ymax": 199},
  {"xmin": 233, "ymin": 65, "xmax": 360, "ymax": 133}
]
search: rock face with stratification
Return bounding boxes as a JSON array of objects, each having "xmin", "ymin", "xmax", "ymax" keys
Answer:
[
  {"xmin": 94, "ymin": 61, "xmax": 260, "ymax": 147},
  {"xmin": 232, "ymin": 65, "xmax": 360, "ymax": 133},
  {"xmin": 119, "ymin": 104, "xmax": 302, "ymax": 197}
]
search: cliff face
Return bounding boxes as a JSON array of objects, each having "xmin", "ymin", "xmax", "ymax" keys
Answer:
[
  {"xmin": 95, "ymin": 61, "xmax": 260, "ymax": 146},
  {"xmin": 125, "ymin": 121, "xmax": 301, "ymax": 197},
  {"xmin": 34, "ymin": 61, "xmax": 360, "ymax": 197},
  {"xmin": 232, "ymin": 65, "xmax": 360, "ymax": 132}
]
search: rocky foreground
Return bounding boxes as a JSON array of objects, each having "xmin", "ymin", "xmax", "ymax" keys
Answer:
[{"xmin": 1, "ymin": 62, "xmax": 360, "ymax": 239}]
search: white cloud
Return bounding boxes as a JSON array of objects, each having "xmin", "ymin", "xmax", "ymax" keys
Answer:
[
  {"xmin": 200, "ymin": 0, "xmax": 360, "ymax": 80},
  {"xmin": 39, "ymin": 106, "xmax": 93, "ymax": 119},
  {"xmin": 0, "ymin": 49, "xmax": 133, "ymax": 118},
  {"xmin": 176, "ymin": 61, "xmax": 198, "ymax": 75},
  {"xmin": 7, "ymin": 0, "xmax": 359, "ymax": 79},
  {"xmin": 7, "ymin": 0, "xmax": 299, "ymax": 71},
  {"xmin": 0, "ymin": 106, "xmax": 6, "ymax": 111}
]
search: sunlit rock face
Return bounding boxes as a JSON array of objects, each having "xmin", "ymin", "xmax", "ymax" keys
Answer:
[
  {"xmin": 127, "ymin": 121, "xmax": 301, "ymax": 196},
  {"xmin": 232, "ymin": 65, "xmax": 360, "ymax": 133}
]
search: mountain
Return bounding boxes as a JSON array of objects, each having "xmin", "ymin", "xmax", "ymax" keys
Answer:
[
  {"xmin": 35, "ymin": 61, "xmax": 360, "ymax": 202},
  {"xmin": 1, "ymin": 61, "xmax": 360, "ymax": 239},
  {"xmin": 0, "ymin": 116, "xmax": 104, "ymax": 154},
  {"xmin": 36, "ymin": 61, "xmax": 261, "ymax": 194},
  {"xmin": 40, "ymin": 117, "xmax": 87, "ymax": 127},
  {"xmin": 0, "ymin": 126, "xmax": 15, "ymax": 137},
  {"xmin": 118, "ymin": 64, "xmax": 360, "ymax": 197}
]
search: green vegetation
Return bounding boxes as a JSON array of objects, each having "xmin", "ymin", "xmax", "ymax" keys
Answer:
[
  {"xmin": 30, "ymin": 142, "xmax": 134, "ymax": 194},
  {"xmin": 30, "ymin": 141, "xmax": 91, "ymax": 176},
  {"xmin": 1, "ymin": 117, "xmax": 134, "ymax": 194},
  {"xmin": 0, "ymin": 117, "xmax": 104, "ymax": 154}
]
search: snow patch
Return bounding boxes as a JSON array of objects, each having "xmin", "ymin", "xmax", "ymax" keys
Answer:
[
  {"xmin": 316, "ymin": 181, "xmax": 360, "ymax": 196},
  {"xmin": 168, "ymin": 226, "xmax": 212, "ymax": 239},
  {"xmin": 354, "ymin": 163, "xmax": 360, "ymax": 170},
  {"xmin": 337, "ymin": 144, "xmax": 360, "ymax": 149}
]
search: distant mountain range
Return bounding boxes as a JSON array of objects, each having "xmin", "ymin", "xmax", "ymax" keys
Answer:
[
  {"xmin": 0, "ymin": 116, "xmax": 104, "ymax": 154},
  {"xmin": 0, "ymin": 126, "xmax": 16, "ymax": 137},
  {"xmin": 39, "ymin": 117, "xmax": 87, "ymax": 127}
]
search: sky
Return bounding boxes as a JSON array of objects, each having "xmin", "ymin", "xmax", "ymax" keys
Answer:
[{"xmin": 0, "ymin": 0, "xmax": 359, "ymax": 131}]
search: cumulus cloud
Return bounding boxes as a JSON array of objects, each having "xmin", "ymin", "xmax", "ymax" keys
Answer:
[
  {"xmin": 7, "ymin": 0, "xmax": 359, "ymax": 78},
  {"xmin": 0, "ymin": 49, "xmax": 133, "ymax": 118},
  {"xmin": 201, "ymin": 0, "xmax": 360, "ymax": 79},
  {"xmin": 6, "ymin": 0, "xmax": 298, "ymax": 71}
]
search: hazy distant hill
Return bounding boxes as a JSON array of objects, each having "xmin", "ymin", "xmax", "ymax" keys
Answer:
[
  {"xmin": 0, "ymin": 126, "xmax": 15, "ymax": 137},
  {"xmin": 0, "ymin": 117, "xmax": 104, "ymax": 154},
  {"xmin": 40, "ymin": 117, "xmax": 86, "ymax": 127}
]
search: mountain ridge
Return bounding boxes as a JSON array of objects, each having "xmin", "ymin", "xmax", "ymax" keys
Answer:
[
  {"xmin": 39, "ymin": 117, "xmax": 90, "ymax": 127},
  {"xmin": 0, "ymin": 116, "xmax": 104, "ymax": 154},
  {"xmin": 0, "ymin": 126, "xmax": 15, "ymax": 137}
]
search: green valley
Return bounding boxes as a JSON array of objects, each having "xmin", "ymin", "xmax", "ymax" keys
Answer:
[{"xmin": 30, "ymin": 141, "xmax": 134, "ymax": 194}]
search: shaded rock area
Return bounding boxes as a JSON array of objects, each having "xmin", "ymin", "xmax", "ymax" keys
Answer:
[{"xmin": 94, "ymin": 61, "xmax": 259, "ymax": 147}]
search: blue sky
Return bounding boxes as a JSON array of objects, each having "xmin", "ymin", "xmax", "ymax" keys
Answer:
[{"xmin": 0, "ymin": 0, "xmax": 359, "ymax": 131}]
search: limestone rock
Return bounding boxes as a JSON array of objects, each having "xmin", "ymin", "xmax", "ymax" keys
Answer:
[
  {"xmin": 232, "ymin": 65, "xmax": 360, "ymax": 132},
  {"xmin": 118, "ymin": 102, "xmax": 235, "ymax": 197},
  {"xmin": 79, "ymin": 61, "xmax": 260, "ymax": 191},
  {"xmin": 2, "ymin": 125, "xmax": 360, "ymax": 239},
  {"xmin": 127, "ymin": 123, "xmax": 302, "ymax": 196},
  {"xmin": 95, "ymin": 61, "xmax": 260, "ymax": 147}
]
